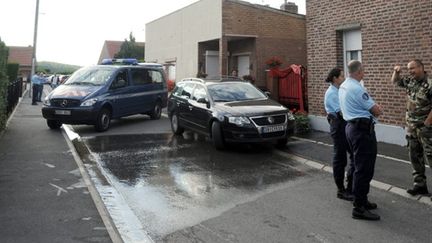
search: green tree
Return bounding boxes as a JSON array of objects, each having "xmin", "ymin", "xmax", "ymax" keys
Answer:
[{"xmin": 114, "ymin": 32, "xmax": 144, "ymax": 61}]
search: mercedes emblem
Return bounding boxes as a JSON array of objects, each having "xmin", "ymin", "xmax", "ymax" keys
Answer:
[{"xmin": 61, "ymin": 100, "xmax": 68, "ymax": 107}]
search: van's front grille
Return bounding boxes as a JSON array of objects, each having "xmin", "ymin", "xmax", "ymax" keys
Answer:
[{"xmin": 51, "ymin": 99, "xmax": 81, "ymax": 108}]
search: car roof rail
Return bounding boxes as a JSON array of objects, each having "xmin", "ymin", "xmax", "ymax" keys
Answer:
[
  {"xmin": 205, "ymin": 75, "xmax": 245, "ymax": 82},
  {"xmin": 180, "ymin": 78, "xmax": 205, "ymax": 83}
]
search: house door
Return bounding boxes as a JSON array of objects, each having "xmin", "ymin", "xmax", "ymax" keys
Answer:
[
  {"xmin": 237, "ymin": 55, "xmax": 250, "ymax": 78},
  {"xmin": 205, "ymin": 51, "xmax": 219, "ymax": 77}
]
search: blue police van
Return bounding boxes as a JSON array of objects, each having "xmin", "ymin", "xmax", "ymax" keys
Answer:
[{"xmin": 42, "ymin": 59, "xmax": 168, "ymax": 132}]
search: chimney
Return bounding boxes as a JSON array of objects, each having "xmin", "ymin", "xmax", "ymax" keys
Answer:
[{"xmin": 280, "ymin": 1, "xmax": 298, "ymax": 14}]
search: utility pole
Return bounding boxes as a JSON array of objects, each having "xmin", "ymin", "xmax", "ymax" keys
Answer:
[{"xmin": 30, "ymin": 0, "xmax": 39, "ymax": 97}]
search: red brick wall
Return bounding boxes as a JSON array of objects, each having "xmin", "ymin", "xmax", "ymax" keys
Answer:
[
  {"xmin": 307, "ymin": 0, "xmax": 432, "ymax": 126},
  {"xmin": 222, "ymin": 0, "xmax": 307, "ymax": 86}
]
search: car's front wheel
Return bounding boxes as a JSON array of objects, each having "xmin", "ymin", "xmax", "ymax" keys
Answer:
[
  {"xmin": 170, "ymin": 113, "xmax": 184, "ymax": 135},
  {"xmin": 150, "ymin": 101, "xmax": 162, "ymax": 120},
  {"xmin": 47, "ymin": 119, "xmax": 62, "ymax": 129},
  {"xmin": 211, "ymin": 121, "xmax": 225, "ymax": 150},
  {"xmin": 94, "ymin": 108, "xmax": 111, "ymax": 132}
]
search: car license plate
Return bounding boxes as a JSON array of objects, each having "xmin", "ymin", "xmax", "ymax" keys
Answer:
[
  {"xmin": 54, "ymin": 110, "xmax": 71, "ymax": 115},
  {"xmin": 262, "ymin": 125, "xmax": 285, "ymax": 133}
]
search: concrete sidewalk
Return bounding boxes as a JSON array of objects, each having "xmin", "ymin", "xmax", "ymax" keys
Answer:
[{"xmin": 0, "ymin": 87, "xmax": 112, "ymax": 243}]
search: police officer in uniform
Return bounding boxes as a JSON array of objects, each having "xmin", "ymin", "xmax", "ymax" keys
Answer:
[
  {"xmin": 392, "ymin": 59, "xmax": 432, "ymax": 197},
  {"xmin": 324, "ymin": 67, "xmax": 354, "ymax": 201},
  {"xmin": 339, "ymin": 60, "xmax": 382, "ymax": 220}
]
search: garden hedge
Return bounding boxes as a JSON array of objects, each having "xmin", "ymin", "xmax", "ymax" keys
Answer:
[{"xmin": 0, "ymin": 37, "xmax": 9, "ymax": 131}]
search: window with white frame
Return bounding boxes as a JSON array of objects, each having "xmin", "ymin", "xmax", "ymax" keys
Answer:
[{"xmin": 343, "ymin": 29, "xmax": 362, "ymax": 75}]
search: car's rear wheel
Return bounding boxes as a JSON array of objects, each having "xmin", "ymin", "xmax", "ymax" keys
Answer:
[
  {"xmin": 47, "ymin": 119, "xmax": 62, "ymax": 129},
  {"xmin": 211, "ymin": 121, "xmax": 225, "ymax": 150},
  {"xmin": 171, "ymin": 113, "xmax": 184, "ymax": 135},
  {"xmin": 150, "ymin": 101, "xmax": 162, "ymax": 120},
  {"xmin": 95, "ymin": 108, "xmax": 111, "ymax": 132}
]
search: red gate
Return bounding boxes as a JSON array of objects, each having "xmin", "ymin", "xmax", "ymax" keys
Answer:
[{"xmin": 269, "ymin": 64, "xmax": 307, "ymax": 112}]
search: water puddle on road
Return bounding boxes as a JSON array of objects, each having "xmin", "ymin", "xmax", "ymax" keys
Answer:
[{"xmin": 82, "ymin": 133, "xmax": 310, "ymax": 240}]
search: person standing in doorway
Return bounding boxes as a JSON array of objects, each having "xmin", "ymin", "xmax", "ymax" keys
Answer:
[
  {"xmin": 324, "ymin": 67, "xmax": 354, "ymax": 201},
  {"xmin": 231, "ymin": 69, "xmax": 238, "ymax": 77},
  {"xmin": 339, "ymin": 60, "xmax": 382, "ymax": 220},
  {"xmin": 392, "ymin": 60, "xmax": 432, "ymax": 198}
]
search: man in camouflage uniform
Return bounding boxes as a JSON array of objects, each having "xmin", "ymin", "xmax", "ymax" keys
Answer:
[{"xmin": 392, "ymin": 60, "xmax": 432, "ymax": 197}]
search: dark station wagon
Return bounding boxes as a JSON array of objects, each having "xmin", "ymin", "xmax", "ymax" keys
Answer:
[{"xmin": 167, "ymin": 77, "xmax": 295, "ymax": 149}]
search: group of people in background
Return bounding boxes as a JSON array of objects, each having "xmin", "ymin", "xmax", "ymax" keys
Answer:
[
  {"xmin": 324, "ymin": 59, "xmax": 431, "ymax": 221},
  {"xmin": 31, "ymin": 72, "xmax": 47, "ymax": 105},
  {"xmin": 31, "ymin": 72, "xmax": 69, "ymax": 105}
]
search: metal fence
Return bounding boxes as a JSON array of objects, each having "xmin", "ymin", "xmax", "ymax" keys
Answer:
[{"xmin": 6, "ymin": 78, "xmax": 23, "ymax": 115}]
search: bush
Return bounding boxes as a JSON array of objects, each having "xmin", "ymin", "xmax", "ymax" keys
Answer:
[
  {"xmin": 293, "ymin": 110, "xmax": 310, "ymax": 134},
  {"xmin": 0, "ymin": 37, "xmax": 9, "ymax": 131},
  {"xmin": 7, "ymin": 63, "xmax": 19, "ymax": 82}
]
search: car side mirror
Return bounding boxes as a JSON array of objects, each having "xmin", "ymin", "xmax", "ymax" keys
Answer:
[
  {"xmin": 197, "ymin": 97, "xmax": 210, "ymax": 108},
  {"xmin": 264, "ymin": 91, "xmax": 271, "ymax": 97}
]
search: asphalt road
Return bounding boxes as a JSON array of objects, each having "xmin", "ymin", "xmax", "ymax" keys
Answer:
[{"xmin": 67, "ymin": 115, "xmax": 432, "ymax": 243}]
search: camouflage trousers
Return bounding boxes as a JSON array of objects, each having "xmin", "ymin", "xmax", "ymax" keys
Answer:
[{"xmin": 407, "ymin": 126, "xmax": 432, "ymax": 187}]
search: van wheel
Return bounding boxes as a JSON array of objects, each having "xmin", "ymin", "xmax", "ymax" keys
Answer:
[
  {"xmin": 211, "ymin": 121, "xmax": 225, "ymax": 150},
  {"xmin": 150, "ymin": 101, "xmax": 162, "ymax": 120},
  {"xmin": 171, "ymin": 113, "xmax": 184, "ymax": 135},
  {"xmin": 95, "ymin": 108, "xmax": 111, "ymax": 132},
  {"xmin": 47, "ymin": 120, "xmax": 62, "ymax": 129}
]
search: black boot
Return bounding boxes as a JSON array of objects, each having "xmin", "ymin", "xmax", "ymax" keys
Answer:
[
  {"xmin": 337, "ymin": 189, "xmax": 354, "ymax": 201},
  {"xmin": 365, "ymin": 200, "xmax": 377, "ymax": 210},
  {"xmin": 407, "ymin": 186, "xmax": 429, "ymax": 196},
  {"xmin": 352, "ymin": 206, "xmax": 380, "ymax": 220}
]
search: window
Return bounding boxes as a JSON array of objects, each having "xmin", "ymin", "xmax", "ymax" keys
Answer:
[
  {"xmin": 343, "ymin": 29, "xmax": 362, "ymax": 75},
  {"xmin": 192, "ymin": 85, "xmax": 207, "ymax": 101},
  {"xmin": 149, "ymin": 70, "xmax": 163, "ymax": 83},
  {"xmin": 172, "ymin": 82, "xmax": 185, "ymax": 97},
  {"xmin": 180, "ymin": 83, "xmax": 195, "ymax": 99},
  {"xmin": 131, "ymin": 69, "xmax": 152, "ymax": 85}
]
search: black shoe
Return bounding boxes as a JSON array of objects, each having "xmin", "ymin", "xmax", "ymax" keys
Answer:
[
  {"xmin": 31, "ymin": 102, "xmax": 37, "ymax": 105},
  {"xmin": 352, "ymin": 206, "xmax": 380, "ymax": 221},
  {"xmin": 365, "ymin": 201, "xmax": 377, "ymax": 210},
  {"xmin": 337, "ymin": 190, "xmax": 354, "ymax": 201},
  {"xmin": 407, "ymin": 186, "xmax": 429, "ymax": 196}
]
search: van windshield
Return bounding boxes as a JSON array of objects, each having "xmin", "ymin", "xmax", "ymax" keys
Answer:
[{"xmin": 65, "ymin": 67, "xmax": 115, "ymax": 86}]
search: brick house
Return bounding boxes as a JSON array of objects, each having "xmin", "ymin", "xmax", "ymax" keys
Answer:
[
  {"xmin": 145, "ymin": 0, "xmax": 306, "ymax": 88},
  {"xmin": 7, "ymin": 46, "xmax": 33, "ymax": 81},
  {"xmin": 98, "ymin": 40, "xmax": 145, "ymax": 64},
  {"xmin": 306, "ymin": 0, "xmax": 432, "ymax": 145}
]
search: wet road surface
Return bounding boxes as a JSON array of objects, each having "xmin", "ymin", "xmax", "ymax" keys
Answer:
[{"xmin": 81, "ymin": 132, "xmax": 314, "ymax": 240}]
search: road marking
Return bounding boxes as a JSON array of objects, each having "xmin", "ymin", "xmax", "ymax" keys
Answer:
[
  {"xmin": 49, "ymin": 183, "xmax": 68, "ymax": 196},
  {"xmin": 291, "ymin": 136, "xmax": 430, "ymax": 168},
  {"xmin": 43, "ymin": 163, "xmax": 55, "ymax": 168},
  {"xmin": 274, "ymin": 150, "xmax": 432, "ymax": 207}
]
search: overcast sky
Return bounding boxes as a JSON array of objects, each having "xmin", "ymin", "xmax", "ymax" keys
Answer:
[{"xmin": 0, "ymin": 0, "xmax": 305, "ymax": 66}]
